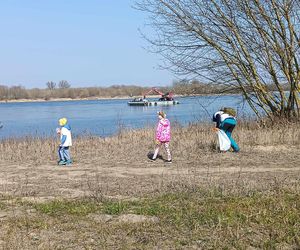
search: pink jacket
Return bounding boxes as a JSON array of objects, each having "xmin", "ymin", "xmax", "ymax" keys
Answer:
[{"xmin": 156, "ymin": 118, "xmax": 171, "ymax": 142}]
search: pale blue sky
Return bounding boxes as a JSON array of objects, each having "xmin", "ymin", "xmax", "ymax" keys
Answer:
[{"xmin": 0, "ymin": 0, "xmax": 175, "ymax": 88}]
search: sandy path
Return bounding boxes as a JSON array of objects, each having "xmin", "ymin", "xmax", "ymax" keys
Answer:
[{"xmin": 0, "ymin": 145, "xmax": 299, "ymax": 200}]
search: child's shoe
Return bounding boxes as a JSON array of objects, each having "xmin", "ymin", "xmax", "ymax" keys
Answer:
[
  {"xmin": 65, "ymin": 160, "xmax": 73, "ymax": 166},
  {"xmin": 166, "ymin": 159, "xmax": 172, "ymax": 163},
  {"xmin": 58, "ymin": 160, "xmax": 66, "ymax": 165}
]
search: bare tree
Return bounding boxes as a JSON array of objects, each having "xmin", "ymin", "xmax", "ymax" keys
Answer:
[
  {"xmin": 46, "ymin": 81, "xmax": 56, "ymax": 90},
  {"xmin": 0, "ymin": 85, "xmax": 8, "ymax": 100},
  {"xmin": 136, "ymin": 0, "xmax": 300, "ymax": 120},
  {"xmin": 8, "ymin": 86, "xmax": 28, "ymax": 99},
  {"xmin": 58, "ymin": 80, "xmax": 71, "ymax": 89}
]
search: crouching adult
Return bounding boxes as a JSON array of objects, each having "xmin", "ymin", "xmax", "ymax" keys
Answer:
[{"xmin": 213, "ymin": 107, "xmax": 239, "ymax": 152}]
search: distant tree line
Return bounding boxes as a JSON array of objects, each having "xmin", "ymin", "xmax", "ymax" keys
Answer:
[{"xmin": 0, "ymin": 80, "xmax": 288, "ymax": 101}]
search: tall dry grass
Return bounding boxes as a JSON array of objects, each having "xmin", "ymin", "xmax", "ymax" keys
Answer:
[{"xmin": 0, "ymin": 121, "xmax": 299, "ymax": 164}]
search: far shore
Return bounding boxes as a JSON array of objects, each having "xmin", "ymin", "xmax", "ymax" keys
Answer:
[
  {"xmin": 0, "ymin": 96, "xmax": 133, "ymax": 103},
  {"xmin": 0, "ymin": 95, "xmax": 172, "ymax": 104},
  {"xmin": 0, "ymin": 93, "xmax": 239, "ymax": 104}
]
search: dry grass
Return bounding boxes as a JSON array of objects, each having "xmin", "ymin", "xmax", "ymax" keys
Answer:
[
  {"xmin": 0, "ymin": 121, "xmax": 300, "ymax": 249},
  {"xmin": 1, "ymin": 121, "xmax": 299, "ymax": 163}
]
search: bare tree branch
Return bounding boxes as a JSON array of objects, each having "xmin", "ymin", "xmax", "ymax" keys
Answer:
[{"xmin": 136, "ymin": 0, "xmax": 300, "ymax": 119}]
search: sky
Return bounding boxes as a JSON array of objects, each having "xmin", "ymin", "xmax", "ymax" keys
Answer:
[{"xmin": 0, "ymin": 0, "xmax": 175, "ymax": 88}]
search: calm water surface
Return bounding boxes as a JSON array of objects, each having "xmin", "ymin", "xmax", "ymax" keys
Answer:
[{"xmin": 0, "ymin": 95, "xmax": 253, "ymax": 139}]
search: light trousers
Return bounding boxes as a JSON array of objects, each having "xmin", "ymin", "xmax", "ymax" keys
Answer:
[{"xmin": 153, "ymin": 142, "xmax": 172, "ymax": 161}]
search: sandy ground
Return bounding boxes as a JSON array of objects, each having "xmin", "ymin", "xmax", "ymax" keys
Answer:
[{"xmin": 0, "ymin": 144, "xmax": 299, "ymax": 201}]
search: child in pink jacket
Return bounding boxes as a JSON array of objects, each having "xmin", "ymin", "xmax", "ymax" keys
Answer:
[{"xmin": 152, "ymin": 111, "xmax": 172, "ymax": 163}]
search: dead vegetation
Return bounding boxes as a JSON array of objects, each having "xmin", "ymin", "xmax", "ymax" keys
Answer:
[{"xmin": 0, "ymin": 122, "xmax": 299, "ymax": 249}]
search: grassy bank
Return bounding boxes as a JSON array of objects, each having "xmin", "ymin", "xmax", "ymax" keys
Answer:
[
  {"xmin": 1, "ymin": 121, "xmax": 300, "ymax": 164},
  {"xmin": 0, "ymin": 122, "xmax": 299, "ymax": 249},
  {"xmin": 0, "ymin": 187, "xmax": 299, "ymax": 249}
]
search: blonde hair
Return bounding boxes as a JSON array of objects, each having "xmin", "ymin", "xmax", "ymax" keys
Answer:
[
  {"xmin": 158, "ymin": 111, "xmax": 166, "ymax": 118},
  {"xmin": 223, "ymin": 107, "xmax": 236, "ymax": 117},
  {"xmin": 59, "ymin": 118, "xmax": 67, "ymax": 126}
]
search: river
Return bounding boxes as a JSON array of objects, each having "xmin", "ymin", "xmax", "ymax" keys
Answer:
[{"xmin": 0, "ymin": 95, "xmax": 253, "ymax": 139}]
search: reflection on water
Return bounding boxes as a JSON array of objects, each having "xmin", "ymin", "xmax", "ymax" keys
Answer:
[{"xmin": 0, "ymin": 95, "xmax": 253, "ymax": 139}]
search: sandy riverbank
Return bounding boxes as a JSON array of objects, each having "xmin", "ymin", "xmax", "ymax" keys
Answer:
[
  {"xmin": 0, "ymin": 96, "xmax": 134, "ymax": 103},
  {"xmin": 0, "ymin": 93, "xmax": 222, "ymax": 104}
]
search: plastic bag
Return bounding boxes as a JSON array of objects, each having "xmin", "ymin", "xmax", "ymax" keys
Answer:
[{"xmin": 218, "ymin": 130, "xmax": 231, "ymax": 151}]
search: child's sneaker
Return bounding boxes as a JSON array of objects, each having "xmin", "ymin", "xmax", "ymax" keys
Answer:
[
  {"xmin": 58, "ymin": 160, "xmax": 66, "ymax": 165},
  {"xmin": 65, "ymin": 160, "xmax": 73, "ymax": 166}
]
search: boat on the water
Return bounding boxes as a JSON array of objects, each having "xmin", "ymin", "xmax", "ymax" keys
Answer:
[
  {"xmin": 127, "ymin": 88, "xmax": 179, "ymax": 106},
  {"xmin": 127, "ymin": 98, "xmax": 148, "ymax": 106},
  {"xmin": 128, "ymin": 98, "xmax": 179, "ymax": 106}
]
